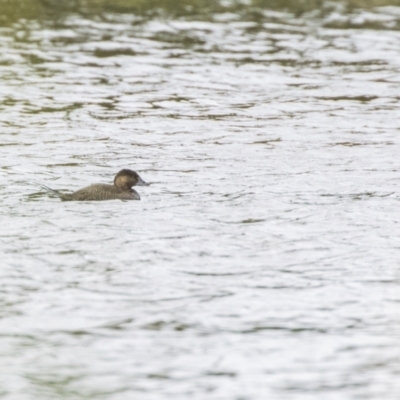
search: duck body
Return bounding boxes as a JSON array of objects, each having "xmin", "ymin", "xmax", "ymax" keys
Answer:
[
  {"xmin": 61, "ymin": 183, "xmax": 141, "ymax": 201},
  {"xmin": 60, "ymin": 169, "xmax": 148, "ymax": 201}
]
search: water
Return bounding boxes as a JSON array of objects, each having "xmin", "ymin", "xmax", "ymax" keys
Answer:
[{"xmin": 1, "ymin": 3, "xmax": 400, "ymax": 399}]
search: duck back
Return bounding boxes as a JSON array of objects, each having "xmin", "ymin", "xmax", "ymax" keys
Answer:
[{"xmin": 61, "ymin": 184, "xmax": 140, "ymax": 201}]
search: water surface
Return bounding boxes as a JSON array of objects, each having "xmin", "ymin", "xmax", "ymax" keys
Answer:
[{"xmin": 1, "ymin": 3, "xmax": 400, "ymax": 399}]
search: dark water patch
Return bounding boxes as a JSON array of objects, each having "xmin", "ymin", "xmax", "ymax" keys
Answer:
[
  {"xmin": 26, "ymin": 53, "xmax": 48, "ymax": 64},
  {"xmin": 23, "ymin": 103, "xmax": 84, "ymax": 114},
  {"xmin": 205, "ymin": 370, "xmax": 237, "ymax": 377},
  {"xmin": 0, "ymin": 142, "xmax": 30, "ymax": 147},
  {"xmin": 99, "ymin": 101, "xmax": 115, "ymax": 109},
  {"xmin": 100, "ymin": 318, "xmax": 135, "ymax": 331},
  {"xmin": 251, "ymin": 138, "xmax": 281, "ymax": 144},
  {"xmin": 2, "ymin": 98, "xmax": 31, "ymax": 107},
  {"xmin": 333, "ymin": 141, "xmax": 394, "ymax": 146},
  {"xmin": 320, "ymin": 192, "xmax": 394, "ymax": 199},
  {"xmin": 317, "ymin": 95, "xmax": 379, "ymax": 102},
  {"xmin": 150, "ymin": 31, "xmax": 206, "ymax": 47},
  {"xmin": 241, "ymin": 218, "xmax": 265, "ymax": 224},
  {"xmin": 141, "ymin": 320, "xmax": 194, "ymax": 331},
  {"xmin": 240, "ymin": 325, "xmax": 329, "ymax": 334},
  {"xmin": 93, "ymin": 47, "xmax": 143, "ymax": 58},
  {"xmin": 182, "ymin": 270, "xmax": 254, "ymax": 276},
  {"xmin": 210, "ymin": 218, "xmax": 266, "ymax": 224},
  {"xmin": 45, "ymin": 163, "xmax": 82, "ymax": 167},
  {"xmin": 324, "ymin": 17, "xmax": 400, "ymax": 30},
  {"xmin": 0, "ymin": 0, "xmax": 398, "ymax": 27},
  {"xmin": 147, "ymin": 373, "xmax": 170, "ymax": 380}
]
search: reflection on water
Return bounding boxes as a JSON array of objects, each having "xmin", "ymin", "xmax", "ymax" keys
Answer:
[
  {"xmin": 1, "ymin": 1, "xmax": 400, "ymax": 399},
  {"xmin": 3, "ymin": 0, "xmax": 400, "ymax": 25}
]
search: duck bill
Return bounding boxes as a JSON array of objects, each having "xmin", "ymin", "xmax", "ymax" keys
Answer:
[{"xmin": 137, "ymin": 176, "xmax": 150, "ymax": 186}]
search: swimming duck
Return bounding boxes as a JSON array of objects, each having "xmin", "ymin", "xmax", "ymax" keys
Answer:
[{"xmin": 58, "ymin": 169, "xmax": 149, "ymax": 201}]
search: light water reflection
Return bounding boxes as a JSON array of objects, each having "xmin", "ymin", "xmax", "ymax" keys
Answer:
[{"xmin": 1, "ymin": 2, "xmax": 400, "ymax": 399}]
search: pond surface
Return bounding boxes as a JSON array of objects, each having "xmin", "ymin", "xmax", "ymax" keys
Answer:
[{"xmin": 1, "ymin": 4, "xmax": 400, "ymax": 399}]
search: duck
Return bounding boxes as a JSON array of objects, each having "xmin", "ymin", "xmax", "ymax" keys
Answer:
[{"xmin": 55, "ymin": 169, "xmax": 149, "ymax": 201}]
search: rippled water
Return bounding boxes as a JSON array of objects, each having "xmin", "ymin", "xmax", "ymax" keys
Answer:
[{"xmin": 1, "ymin": 4, "xmax": 400, "ymax": 399}]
